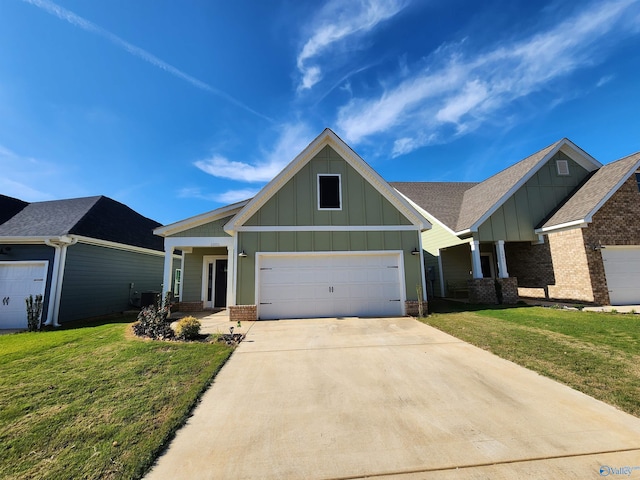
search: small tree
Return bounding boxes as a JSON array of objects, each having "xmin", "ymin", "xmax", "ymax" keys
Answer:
[{"xmin": 25, "ymin": 294, "xmax": 43, "ymax": 332}]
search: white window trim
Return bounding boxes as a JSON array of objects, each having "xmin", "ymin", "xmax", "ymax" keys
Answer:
[
  {"xmin": 556, "ymin": 159, "xmax": 570, "ymax": 176},
  {"xmin": 317, "ymin": 174, "xmax": 342, "ymax": 211}
]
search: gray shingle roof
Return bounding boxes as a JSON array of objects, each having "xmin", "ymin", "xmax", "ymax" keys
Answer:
[
  {"xmin": 0, "ymin": 194, "xmax": 28, "ymax": 225},
  {"xmin": 455, "ymin": 140, "xmax": 563, "ymax": 232},
  {"xmin": 391, "ymin": 182, "xmax": 477, "ymax": 230},
  {"xmin": 0, "ymin": 195, "xmax": 163, "ymax": 251},
  {"xmin": 539, "ymin": 152, "xmax": 640, "ymax": 230}
]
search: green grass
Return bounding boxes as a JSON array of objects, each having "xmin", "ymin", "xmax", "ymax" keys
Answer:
[
  {"xmin": 424, "ymin": 301, "xmax": 640, "ymax": 418},
  {"xmin": 0, "ymin": 316, "xmax": 233, "ymax": 480}
]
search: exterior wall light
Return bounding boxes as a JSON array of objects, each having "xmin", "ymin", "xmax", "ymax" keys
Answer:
[
  {"xmin": 238, "ymin": 250, "xmax": 248, "ymax": 258},
  {"xmin": 411, "ymin": 248, "xmax": 420, "ymax": 256}
]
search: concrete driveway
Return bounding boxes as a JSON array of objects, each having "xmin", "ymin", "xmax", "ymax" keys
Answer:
[{"xmin": 145, "ymin": 317, "xmax": 640, "ymax": 479}]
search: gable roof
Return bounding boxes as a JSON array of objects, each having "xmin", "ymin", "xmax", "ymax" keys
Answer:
[
  {"xmin": 154, "ymin": 200, "xmax": 249, "ymax": 237},
  {"xmin": 391, "ymin": 182, "xmax": 477, "ymax": 231},
  {"xmin": 0, "ymin": 194, "xmax": 29, "ymax": 225},
  {"xmin": 537, "ymin": 151, "xmax": 640, "ymax": 233},
  {"xmin": 225, "ymin": 128, "xmax": 431, "ymax": 233},
  {"xmin": 0, "ymin": 196, "xmax": 163, "ymax": 251},
  {"xmin": 454, "ymin": 138, "xmax": 601, "ymax": 234}
]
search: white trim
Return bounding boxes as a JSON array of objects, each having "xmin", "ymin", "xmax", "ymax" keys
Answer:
[
  {"xmin": 417, "ymin": 233, "xmax": 427, "ymax": 301},
  {"xmin": 470, "ymin": 240, "xmax": 483, "ymax": 279},
  {"xmin": 394, "ymin": 191, "xmax": 438, "ymax": 233},
  {"xmin": 72, "ymin": 235, "xmax": 166, "ymax": 257},
  {"xmin": 164, "ymin": 236, "xmax": 234, "ymax": 250},
  {"xmin": 317, "ymin": 173, "xmax": 342, "ymax": 211},
  {"xmin": 535, "ymin": 220, "xmax": 589, "ymax": 234},
  {"xmin": 0, "ymin": 260, "xmax": 49, "ymax": 328},
  {"xmin": 154, "ymin": 201, "xmax": 248, "ymax": 237},
  {"xmin": 556, "ymin": 159, "xmax": 570, "ymax": 175},
  {"xmin": 437, "ymin": 251, "xmax": 445, "ymax": 297},
  {"xmin": 225, "ymin": 129, "xmax": 430, "ymax": 234},
  {"xmin": 236, "ymin": 225, "xmax": 420, "ymax": 232},
  {"xmin": 495, "ymin": 240, "xmax": 509, "ymax": 279},
  {"xmin": 202, "ymin": 255, "xmax": 228, "ymax": 309}
]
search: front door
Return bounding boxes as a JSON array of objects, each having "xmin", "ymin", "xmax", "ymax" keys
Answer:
[
  {"xmin": 214, "ymin": 259, "xmax": 228, "ymax": 308},
  {"xmin": 204, "ymin": 257, "xmax": 228, "ymax": 309}
]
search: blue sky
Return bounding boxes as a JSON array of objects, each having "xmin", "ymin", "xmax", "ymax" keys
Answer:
[{"xmin": 1, "ymin": 0, "xmax": 639, "ymax": 224}]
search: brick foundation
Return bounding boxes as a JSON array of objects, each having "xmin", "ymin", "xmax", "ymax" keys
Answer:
[
  {"xmin": 175, "ymin": 302, "xmax": 204, "ymax": 312},
  {"xmin": 405, "ymin": 300, "xmax": 428, "ymax": 317},
  {"xmin": 229, "ymin": 305, "xmax": 257, "ymax": 322},
  {"xmin": 468, "ymin": 277, "xmax": 518, "ymax": 304}
]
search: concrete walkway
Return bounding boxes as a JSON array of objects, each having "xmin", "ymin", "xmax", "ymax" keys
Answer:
[{"xmin": 146, "ymin": 317, "xmax": 640, "ymax": 479}]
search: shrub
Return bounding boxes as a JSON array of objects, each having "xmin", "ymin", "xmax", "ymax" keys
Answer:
[
  {"xmin": 174, "ymin": 316, "xmax": 201, "ymax": 340},
  {"xmin": 25, "ymin": 294, "xmax": 43, "ymax": 332},
  {"xmin": 132, "ymin": 297, "xmax": 174, "ymax": 340}
]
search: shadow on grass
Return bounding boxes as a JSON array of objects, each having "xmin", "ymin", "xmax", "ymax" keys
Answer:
[
  {"xmin": 428, "ymin": 298, "xmax": 534, "ymax": 314},
  {"xmin": 52, "ymin": 312, "xmax": 140, "ymax": 331}
]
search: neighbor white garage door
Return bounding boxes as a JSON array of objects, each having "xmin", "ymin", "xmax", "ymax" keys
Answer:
[
  {"xmin": 257, "ymin": 252, "xmax": 404, "ymax": 319},
  {"xmin": 0, "ymin": 262, "xmax": 48, "ymax": 329},
  {"xmin": 602, "ymin": 247, "xmax": 640, "ymax": 305}
]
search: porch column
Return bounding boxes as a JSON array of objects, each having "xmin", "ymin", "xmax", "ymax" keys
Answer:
[
  {"xmin": 226, "ymin": 245, "xmax": 235, "ymax": 307},
  {"xmin": 161, "ymin": 248, "xmax": 174, "ymax": 299},
  {"xmin": 495, "ymin": 240, "xmax": 509, "ymax": 278},
  {"xmin": 470, "ymin": 240, "xmax": 483, "ymax": 279}
]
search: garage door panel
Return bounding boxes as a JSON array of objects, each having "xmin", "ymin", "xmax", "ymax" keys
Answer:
[
  {"xmin": 602, "ymin": 247, "xmax": 640, "ymax": 305},
  {"xmin": 0, "ymin": 262, "xmax": 48, "ymax": 329},
  {"xmin": 258, "ymin": 253, "xmax": 404, "ymax": 319}
]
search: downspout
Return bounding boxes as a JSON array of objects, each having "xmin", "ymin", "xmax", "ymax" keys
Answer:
[{"xmin": 44, "ymin": 236, "xmax": 77, "ymax": 326}]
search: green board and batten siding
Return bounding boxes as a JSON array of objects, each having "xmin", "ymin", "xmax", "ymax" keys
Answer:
[
  {"xmin": 180, "ymin": 247, "xmax": 227, "ymax": 303},
  {"xmin": 477, "ymin": 153, "xmax": 591, "ymax": 242},
  {"xmin": 236, "ymin": 145, "xmax": 422, "ymax": 305},
  {"xmin": 168, "ymin": 216, "xmax": 233, "ymax": 238}
]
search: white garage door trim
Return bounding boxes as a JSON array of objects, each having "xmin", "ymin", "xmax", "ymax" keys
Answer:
[
  {"xmin": 0, "ymin": 261, "xmax": 49, "ymax": 329},
  {"xmin": 601, "ymin": 246, "xmax": 640, "ymax": 306},
  {"xmin": 255, "ymin": 251, "xmax": 406, "ymax": 320}
]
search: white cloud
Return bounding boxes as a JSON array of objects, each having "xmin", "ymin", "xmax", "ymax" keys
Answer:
[
  {"xmin": 336, "ymin": 0, "xmax": 640, "ymax": 155},
  {"xmin": 0, "ymin": 145, "xmax": 56, "ymax": 201},
  {"xmin": 296, "ymin": 0, "xmax": 407, "ymax": 92},
  {"xmin": 21, "ymin": 0, "xmax": 271, "ymax": 122},
  {"xmin": 194, "ymin": 123, "xmax": 315, "ymax": 183},
  {"xmin": 177, "ymin": 187, "xmax": 258, "ymax": 204}
]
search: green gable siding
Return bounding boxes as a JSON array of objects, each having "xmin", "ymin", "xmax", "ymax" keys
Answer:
[
  {"xmin": 421, "ymin": 220, "xmax": 468, "ymax": 297},
  {"xmin": 236, "ymin": 230, "xmax": 422, "ymax": 305},
  {"xmin": 478, "ymin": 152, "xmax": 591, "ymax": 241},
  {"xmin": 59, "ymin": 242, "xmax": 169, "ymax": 323},
  {"xmin": 168, "ymin": 215, "xmax": 233, "ymax": 238},
  {"xmin": 245, "ymin": 145, "xmax": 412, "ymax": 227}
]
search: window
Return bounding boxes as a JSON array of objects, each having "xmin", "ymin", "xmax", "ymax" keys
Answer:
[
  {"xmin": 174, "ymin": 268, "xmax": 182, "ymax": 297},
  {"xmin": 556, "ymin": 159, "xmax": 570, "ymax": 176},
  {"xmin": 318, "ymin": 174, "xmax": 342, "ymax": 210},
  {"xmin": 636, "ymin": 172, "xmax": 640, "ymax": 192}
]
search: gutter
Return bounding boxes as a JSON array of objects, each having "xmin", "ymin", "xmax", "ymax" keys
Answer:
[{"xmin": 44, "ymin": 236, "xmax": 77, "ymax": 326}]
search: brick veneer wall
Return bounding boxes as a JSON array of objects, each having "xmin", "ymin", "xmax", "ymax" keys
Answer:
[
  {"xmin": 468, "ymin": 277, "xmax": 518, "ymax": 304},
  {"xmin": 175, "ymin": 302, "xmax": 204, "ymax": 312},
  {"xmin": 546, "ymin": 229, "xmax": 593, "ymax": 302},
  {"xmin": 583, "ymin": 176, "xmax": 640, "ymax": 304},
  {"xmin": 405, "ymin": 300, "xmax": 427, "ymax": 317},
  {"xmin": 229, "ymin": 305, "xmax": 257, "ymax": 322},
  {"xmin": 505, "ymin": 242, "xmax": 555, "ymax": 299}
]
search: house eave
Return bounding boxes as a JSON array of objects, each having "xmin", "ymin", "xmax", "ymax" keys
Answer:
[
  {"xmin": 154, "ymin": 201, "xmax": 248, "ymax": 237},
  {"xmin": 535, "ymin": 220, "xmax": 589, "ymax": 234}
]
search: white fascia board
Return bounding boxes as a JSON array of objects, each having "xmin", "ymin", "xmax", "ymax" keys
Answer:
[
  {"xmin": 236, "ymin": 225, "xmax": 419, "ymax": 232},
  {"xmin": 154, "ymin": 201, "xmax": 248, "ymax": 237},
  {"xmin": 395, "ymin": 191, "xmax": 446, "ymax": 234},
  {"xmin": 0, "ymin": 236, "xmax": 73, "ymax": 245},
  {"xmin": 71, "ymin": 235, "xmax": 174, "ymax": 257},
  {"xmin": 225, "ymin": 129, "xmax": 431, "ymax": 234},
  {"xmin": 164, "ymin": 236, "xmax": 234, "ymax": 251},
  {"xmin": 535, "ymin": 220, "xmax": 589, "ymax": 234},
  {"xmin": 558, "ymin": 140, "xmax": 602, "ymax": 171}
]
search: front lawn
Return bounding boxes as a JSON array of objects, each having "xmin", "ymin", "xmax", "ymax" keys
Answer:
[
  {"xmin": 424, "ymin": 301, "xmax": 640, "ymax": 418},
  {"xmin": 0, "ymin": 316, "xmax": 233, "ymax": 480}
]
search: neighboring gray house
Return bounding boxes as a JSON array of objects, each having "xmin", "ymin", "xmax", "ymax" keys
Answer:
[{"xmin": 0, "ymin": 195, "xmax": 179, "ymax": 329}]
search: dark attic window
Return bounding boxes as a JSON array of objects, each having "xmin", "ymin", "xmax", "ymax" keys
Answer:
[
  {"xmin": 318, "ymin": 174, "xmax": 341, "ymax": 210},
  {"xmin": 635, "ymin": 172, "xmax": 640, "ymax": 192}
]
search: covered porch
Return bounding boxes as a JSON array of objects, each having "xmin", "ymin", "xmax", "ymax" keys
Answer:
[
  {"xmin": 161, "ymin": 236, "xmax": 236, "ymax": 312},
  {"xmin": 439, "ymin": 239, "xmax": 518, "ymax": 304}
]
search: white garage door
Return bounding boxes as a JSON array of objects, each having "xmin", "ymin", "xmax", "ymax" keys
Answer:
[
  {"xmin": 602, "ymin": 247, "xmax": 640, "ymax": 305},
  {"xmin": 258, "ymin": 252, "xmax": 404, "ymax": 319},
  {"xmin": 0, "ymin": 262, "xmax": 48, "ymax": 329}
]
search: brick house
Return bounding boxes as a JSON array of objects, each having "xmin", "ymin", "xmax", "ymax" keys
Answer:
[{"xmin": 393, "ymin": 143, "xmax": 640, "ymax": 306}]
